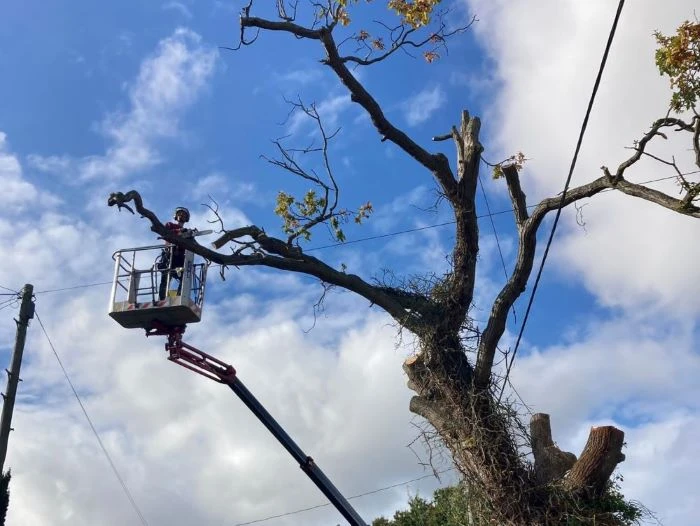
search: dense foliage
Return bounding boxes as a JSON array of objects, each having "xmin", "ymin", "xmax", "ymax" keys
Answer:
[
  {"xmin": 372, "ymin": 486, "xmax": 472, "ymax": 526},
  {"xmin": 0, "ymin": 470, "xmax": 10, "ymax": 526},
  {"xmin": 373, "ymin": 476, "xmax": 647, "ymax": 526},
  {"xmin": 655, "ymin": 21, "xmax": 700, "ymax": 111}
]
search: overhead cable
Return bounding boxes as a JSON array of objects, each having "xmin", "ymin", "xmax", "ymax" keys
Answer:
[
  {"xmin": 233, "ymin": 467, "xmax": 456, "ymax": 526},
  {"xmin": 15, "ymin": 171, "xmax": 685, "ymax": 299},
  {"xmin": 34, "ymin": 311, "xmax": 150, "ymax": 526},
  {"xmin": 498, "ymin": 0, "xmax": 626, "ymax": 402}
]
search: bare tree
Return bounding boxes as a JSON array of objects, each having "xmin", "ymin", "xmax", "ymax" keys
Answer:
[{"xmin": 108, "ymin": 4, "xmax": 700, "ymax": 524}]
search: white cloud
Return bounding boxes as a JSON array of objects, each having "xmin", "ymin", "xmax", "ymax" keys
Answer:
[
  {"xmin": 25, "ymin": 153, "xmax": 72, "ymax": 175},
  {"xmin": 0, "ymin": 141, "xmax": 450, "ymax": 525},
  {"xmin": 554, "ymin": 194, "xmax": 700, "ymax": 314},
  {"xmin": 0, "ymin": 132, "xmax": 61, "ymax": 213},
  {"xmin": 464, "ymin": 0, "xmax": 700, "ymax": 316},
  {"xmin": 621, "ymin": 413, "xmax": 700, "ymax": 524},
  {"xmin": 190, "ymin": 172, "xmax": 261, "ymax": 207},
  {"xmin": 0, "ymin": 133, "xmax": 37, "ymax": 209},
  {"xmin": 162, "ymin": 1, "xmax": 192, "ymax": 18},
  {"xmin": 277, "ymin": 68, "xmax": 323, "ymax": 85},
  {"xmin": 28, "ymin": 28, "xmax": 217, "ymax": 182},
  {"xmin": 287, "ymin": 93, "xmax": 352, "ymax": 135},
  {"xmin": 372, "ymin": 185, "xmax": 434, "ymax": 232},
  {"xmin": 403, "ymin": 85, "xmax": 446, "ymax": 126},
  {"xmin": 3, "ymin": 279, "xmax": 454, "ymax": 525},
  {"xmin": 509, "ymin": 317, "xmax": 699, "ymax": 428},
  {"xmin": 3, "ymin": 2, "xmax": 699, "ymax": 524},
  {"xmin": 463, "ymin": 0, "xmax": 700, "ymax": 521},
  {"xmin": 191, "ymin": 171, "xmax": 229, "ymax": 199},
  {"xmin": 213, "ymin": 1, "xmax": 236, "ymax": 13},
  {"xmin": 449, "ymin": 69, "xmax": 498, "ymax": 97},
  {"xmin": 502, "ymin": 314, "xmax": 700, "ymax": 522}
]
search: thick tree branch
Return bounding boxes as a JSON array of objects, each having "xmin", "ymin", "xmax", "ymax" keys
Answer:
[
  {"xmin": 566, "ymin": 426, "xmax": 625, "ymax": 497},
  {"xmin": 608, "ymin": 174, "xmax": 700, "ymax": 213},
  {"xmin": 239, "ymin": 10, "xmax": 459, "ymax": 202},
  {"xmin": 530, "ymin": 413, "xmax": 577, "ymax": 485},
  {"xmin": 531, "ymin": 413, "xmax": 625, "ymax": 497},
  {"xmin": 445, "ymin": 111, "xmax": 481, "ymax": 331},
  {"xmin": 693, "ymin": 116, "xmax": 700, "ymax": 168},
  {"xmin": 318, "ymin": 28, "xmax": 458, "ymax": 200},
  {"xmin": 107, "ymin": 191, "xmax": 428, "ymax": 331},
  {"xmin": 408, "ymin": 394, "xmax": 446, "ymax": 424},
  {"xmin": 474, "ymin": 166, "xmax": 700, "ymax": 389},
  {"xmin": 240, "ymin": 16, "xmax": 324, "ymax": 40},
  {"xmin": 503, "ymin": 165, "xmax": 528, "ymax": 225},
  {"xmin": 475, "ymin": 116, "xmax": 700, "ymax": 389}
]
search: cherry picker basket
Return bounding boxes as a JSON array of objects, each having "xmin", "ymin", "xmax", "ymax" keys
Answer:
[{"xmin": 109, "ymin": 244, "xmax": 208, "ymax": 330}]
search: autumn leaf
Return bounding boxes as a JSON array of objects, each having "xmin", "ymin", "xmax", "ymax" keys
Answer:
[
  {"xmin": 423, "ymin": 51, "xmax": 439, "ymax": 63},
  {"xmin": 655, "ymin": 21, "xmax": 700, "ymax": 112},
  {"xmin": 388, "ymin": 0, "xmax": 441, "ymax": 29},
  {"xmin": 372, "ymin": 38, "xmax": 385, "ymax": 50}
]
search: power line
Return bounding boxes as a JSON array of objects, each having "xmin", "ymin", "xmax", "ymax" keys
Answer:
[
  {"xmin": 478, "ymin": 174, "xmax": 517, "ymax": 325},
  {"xmin": 233, "ymin": 467, "xmax": 456, "ymax": 526},
  {"xmin": 498, "ymin": 0, "xmax": 626, "ymax": 402},
  {"xmin": 305, "ymin": 173, "xmax": 685, "ymax": 253},
  {"xmin": 3, "ymin": 171, "xmax": 686, "ymax": 300},
  {"xmin": 478, "ymin": 175, "xmax": 511, "ymax": 283},
  {"xmin": 34, "ymin": 311, "xmax": 150, "ymax": 526},
  {"xmin": 34, "ymin": 281, "xmax": 113, "ymax": 295},
  {"xmin": 305, "ymin": 220, "xmax": 458, "ymax": 252},
  {"xmin": 0, "ymin": 296, "xmax": 20, "ymax": 312},
  {"xmin": 0, "ymin": 285, "xmax": 18, "ymax": 294}
]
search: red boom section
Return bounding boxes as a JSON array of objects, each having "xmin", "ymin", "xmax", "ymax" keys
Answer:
[{"xmin": 146, "ymin": 322, "xmax": 235, "ymax": 383}]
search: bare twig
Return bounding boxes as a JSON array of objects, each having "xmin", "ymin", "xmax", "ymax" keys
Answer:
[
  {"xmin": 474, "ymin": 118, "xmax": 700, "ymax": 388},
  {"xmin": 240, "ymin": 8, "xmax": 459, "ymax": 204},
  {"xmin": 338, "ymin": 11, "xmax": 477, "ymax": 67}
]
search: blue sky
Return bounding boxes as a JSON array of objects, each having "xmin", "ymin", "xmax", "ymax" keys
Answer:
[
  {"xmin": 1, "ymin": 0, "xmax": 575, "ymax": 337},
  {"xmin": 1, "ymin": 1, "xmax": 699, "ymax": 525}
]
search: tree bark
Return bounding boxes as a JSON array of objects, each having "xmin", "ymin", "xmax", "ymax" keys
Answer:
[
  {"xmin": 530, "ymin": 413, "xmax": 577, "ymax": 485},
  {"xmin": 566, "ymin": 425, "xmax": 625, "ymax": 496}
]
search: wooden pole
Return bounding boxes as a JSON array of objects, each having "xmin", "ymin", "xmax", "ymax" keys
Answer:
[{"xmin": 0, "ymin": 284, "xmax": 34, "ymax": 473}]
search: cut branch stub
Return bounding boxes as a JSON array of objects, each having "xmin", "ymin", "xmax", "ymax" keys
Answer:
[
  {"xmin": 530, "ymin": 413, "xmax": 577, "ymax": 485},
  {"xmin": 566, "ymin": 425, "xmax": 625, "ymax": 496},
  {"xmin": 403, "ymin": 354, "xmax": 430, "ymax": 394}
]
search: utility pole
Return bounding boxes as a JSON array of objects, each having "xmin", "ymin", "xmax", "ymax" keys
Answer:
[{"xmin": 0, "ymin": 284, "xmax": 34, "ymax": 473}]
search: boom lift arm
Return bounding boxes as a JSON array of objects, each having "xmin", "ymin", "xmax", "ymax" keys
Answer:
[{"xmin": 146, "ymin": 322, "xmax": 368, "ymax": 526}]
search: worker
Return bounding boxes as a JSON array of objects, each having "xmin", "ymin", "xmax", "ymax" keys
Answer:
[{"xmin": 158, "ymin": 206, "xmax": 190, "ymax": 301}]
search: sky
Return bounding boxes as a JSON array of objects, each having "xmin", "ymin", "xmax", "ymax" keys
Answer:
[{"xmin": 0, "ymin": 1, "xmax": 699, "ymax": 525}]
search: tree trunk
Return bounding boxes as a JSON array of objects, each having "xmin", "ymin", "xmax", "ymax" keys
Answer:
[
  {"xmin": 404, "ymin": 349, "xmax": 534, "ymax": 524},
  {"xmin": 404, "ymin": 346, "xmax": 627, "ymax": 524}
]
